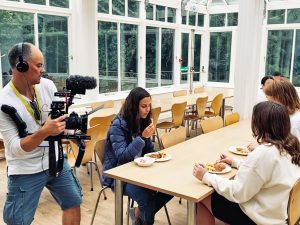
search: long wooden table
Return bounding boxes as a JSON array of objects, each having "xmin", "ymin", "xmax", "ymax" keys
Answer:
[{"xmin": 104, "ymin": 120, "xmax": 253, "ymax": 225}]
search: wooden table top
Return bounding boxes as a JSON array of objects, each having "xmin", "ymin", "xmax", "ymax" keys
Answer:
[{"xmin": 104, "ymin": 119, "xmax": 253, "ymax": 202}]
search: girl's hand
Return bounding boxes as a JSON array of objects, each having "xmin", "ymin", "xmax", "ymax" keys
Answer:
[
  {"xmin": 193, "ymin": 162, "xmax": 207, "ymax": 181},
  {"xmin": 247, "ymin": 142, "xmax": 258, "ymax": 152},
  {"xmin": 142, "ymin": 120, "xmax": 155, "ymax": 139},
  {"xmin": 219, "ymin": 154, "xmax": 232, "ymax": 165}
]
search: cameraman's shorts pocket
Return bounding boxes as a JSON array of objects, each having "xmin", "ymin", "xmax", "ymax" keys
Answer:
[{"xmin": 3, "ymin": 192, "xmax": 24, "ymax": 225}]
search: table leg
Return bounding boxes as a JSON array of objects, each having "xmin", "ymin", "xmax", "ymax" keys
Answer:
[
  {"xmin": 187, "ymin": 201, "xmax": 196, "ymax": 225},
  {"xmin": 115, "ymin": 180, "xmax": 123, "ymax": 225}
]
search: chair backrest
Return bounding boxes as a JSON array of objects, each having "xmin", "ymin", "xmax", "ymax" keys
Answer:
[
  {"xmin": 160, "ymin": 127, "xmax": 186, "ymax": 149},
  {"xmin": 194, "ymin": 86, "xmax": 204, "ymax": 94},
  {"xmin": 196, "ymin": 96, "xmax": 208, "ymax": 118},
  {"xmin": 225, "ymin": 112, "xmax": 240, "ymax": 126},
  {"xmin": 94, "ymin": 139, "xmax": 107, "ymax": 165},
  {"xmin": 200, "ymin": 116, "xmax": 223, "ymax": 134},
  {"xmin": 151, "ymin": 107, "xmax": 161, "ymax": 126},
  {"xmin": 173, "ymin": 90, "xmax": 187, "ymax": 97},
  {"xmin": 89, "ymin": 114, "xmax": 116, "ymax": 127},
  {"xmin": 171, "ymin": 102, "xmax": 187, "ymax": 127},
  {"xmin": 211, "ymin": 93, "xmax": 223, "ymax": 116},
  {"xmin": 288, "ymin": 178, "xmax": 300, "ymax": 225},
  {"xmin": 91, "ymin": 100, "xmax": 114, "ymax": 110},
  {"xmin": 69, "ymin": 124, "xmax": 102, "ymax": 165}
]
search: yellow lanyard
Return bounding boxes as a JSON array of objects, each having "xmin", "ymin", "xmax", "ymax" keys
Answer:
[{"xmin": 10, "ymin": 82, "xmax": 42, "ymax": 124}]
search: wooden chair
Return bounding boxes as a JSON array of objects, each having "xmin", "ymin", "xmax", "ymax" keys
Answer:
[
  {"xmin": 287, "ymin": 178, "xmax": 300, "ymax": 225},
  {"xmin": 89, "ymin": 114, "xmax": 116, "ymax": 127},
  {"xmin": 68, "ymin": 125, "xmax": 106, "ymax": 192},
  {"xmin": 184, "ymin": 96, "xmax": 208, "ymax": 137},
  {"xmin": 90, "ymin": 139, "xmax": 110, "ymax": 225},
  {"xmin": 205, "ymin": 93, "xmax": 223, "ymax": 117},
  {"xmin": 160, "ymin": 127, "xmax": 186, "ymax": 149},
  {"xmin": 200, "ymin": 116, "xmax": 223, "ymax": 134},
  {"xmin": 225, "ymin": 112, "xmax": 240, "ymax": 126},
  {"xmin": 91, "ymin": 100, "xmax": 114, "ymax": 110},
  {"xmin": 156, "ymin": 102, "xmax": 187, "ymax": 148},
  {"xmin": 194, "ymin": 86, "xmax": 204, "ymax": 93},
  {"xmin": 173, "ymin": 90, "xmax": 187, "ymax": 97}
]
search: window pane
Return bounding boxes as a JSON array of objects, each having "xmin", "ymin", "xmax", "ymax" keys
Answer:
[
  {"xmin": 146, "ymin": 27, "xmax": 159, "ymax": 88},
  {"xmin": 24, "ymin": 0, "xmax": 45, "ymax": 5},
  {"xmin": 156, "ymin": 6, "xmax": 165, "ymax": 22},
  {"xmin": 120, "ymin": 24, "xmax": 138, "ymax": 91},
  {"xmin": 292, "ymin": 30, "xmax": 300, "ymax": 86},
  {"xmin": 98, "ymin": 21, "xmax": 118, "ymax": 93},
  {"xmin": 189, "ymin": 11, "xmax": 196, "ymax": 26},
  {"xmin": 0, "ymin": 10, "xmax": 34, "ymax": 87},
  {"xmin": 287, "ymin": 8, "xmax": 300, "ymax": 24},
  {"xmin": 128, "ymin": 0, "xmax": 139, "ymax": 18},
  {"xmin": 98, "ymin": 0, "xmax": 109, "ymax": 13},
  {"xmin": 208, "ymin": 32, "xmax": 232, "ymax": 82},
  {"xmin": 167, "ymin": 7, "xmax": 176, "ymax": 23},
  {"xmin": 38, "ymin": 14, "xmax": 68, "ymax": 91},
  {"xmin": 50, "ymin": 0, "xmax": 69, "ymax": 8},
  {"xmin": 112, "ymin": 0, "xmax": 125, "ymax": 16},
  {"xmin": 161, "ymin": 28, "xmax": 174, "ymax": 86},
  {"xmin": 227, "ymin": 12, "xmax": 238, "ymax": 26},
  {"xmin": 181, "ymin": 33, "xmax": 189, "ymax": 84},
  {"xmin": 268, "ymin": 10, "xmax": 285, "ymax": 24},
  {"xmin": 266, "ymin": 30, "xmax": 293, "ymax": 79},
  {"xmin": 146, "ymin": 4, "xmax": 153, "ymax": 20},
  {"xmin": 193, "ymin": 34, "xmax": 201, "ymax": 81},
  {"xmin": 182, "ymin": 10, "xmax": 187, "ymax": 25},
  {"xmin": 209, "ymin": 14, "xmax": 225, "ymax": 27},
  {"xmin": 197, "ymin": 14, "xmax": 204, "ymax": 27}
]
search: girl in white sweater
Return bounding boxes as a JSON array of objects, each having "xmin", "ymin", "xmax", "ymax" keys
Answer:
[{"xmin": 193, "ymin": 101, "xmax": 300, "ymax": 225}]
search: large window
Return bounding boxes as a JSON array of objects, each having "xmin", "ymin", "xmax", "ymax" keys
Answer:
[
  {"xmin": 0, "ymin": 10, "xmax": 34, "ymax": 87},
  {"xmin": 146, "ymin": 27, "xmax": 159, "ymax": 88},
  {"xmin": 98, "ymin": 21, "xmax": 118, "ymax": 93},
  {"xmin": 98, "ymin": 21, "xmax": 138, "ymax": 93},
  {"xmin": 181, "ymin": 33, "xmax": 189, "ymax": 83},
  {"xmin": 208, "ymin": 32, "xmax": 232, "ymax": 83},
  {"xmin": 161, "ymin": 28, "xmax": 174, "ymax": 86},
  {"xmin": 265, "ymin": 30, "xmax": 293, "ymax": 79},
  {"xmin": 120, "ymin": 24, "xmax": 138, "ymax": 91},
  {"xmin": 38, "ymin": 14, "xmax": 69, "ymax": 90}
]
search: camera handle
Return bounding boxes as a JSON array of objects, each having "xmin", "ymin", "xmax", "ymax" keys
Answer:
[
  {"xmin": 48, "ymin": 137, "xmax": 64, "ymax": 177},
  {"xmin": 75, "ymin": 140, "xmax": 85, "ymax": 167}
]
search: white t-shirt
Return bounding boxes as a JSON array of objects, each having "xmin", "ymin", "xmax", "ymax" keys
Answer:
[
  {"xmin": 203, "ymin": 144, "xmax": 300, "ymax": 225},
  {"xmin": 0, "ymin": 78, "xmax": 58, "ymax": 175}
]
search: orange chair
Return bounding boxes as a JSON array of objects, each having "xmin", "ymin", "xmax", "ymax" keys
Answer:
[
  {"xmin": 224, "ymin": 112, "xmax": 240, "ymax": 126},
  {"xmin": 200, "ymin": 116, "xmax": 223, "ymax": 134},
  {"xmin": 205, "ymin": 93, "xmax": 223, "ymax": 117},
  {"xmin": 287, "ymin": 178, "xmax": 300, "ymax": 225}
]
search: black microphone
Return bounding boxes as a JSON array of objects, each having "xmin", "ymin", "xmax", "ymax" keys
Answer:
[
  {"xmin": 66, "ymin": 75, "xmax": 97, "ymax": 95},
  {"xmin": 1, "ymin": 104, "xmax": 28, "ymax": 138}
]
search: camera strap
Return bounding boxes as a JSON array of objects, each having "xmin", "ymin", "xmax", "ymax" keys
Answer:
[{"xmin": 48, "ymin": 139, "xmax": 64, "ymax": 176}]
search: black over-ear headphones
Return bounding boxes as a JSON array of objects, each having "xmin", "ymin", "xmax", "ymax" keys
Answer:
[{"xmin": 16, "ymin": 43, "xmax": 29, "ymax": 73}]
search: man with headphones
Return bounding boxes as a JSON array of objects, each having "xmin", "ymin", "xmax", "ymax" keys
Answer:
[{"xmin": 0, "ymin": 43, "xmax": 82, "ymax": 225}]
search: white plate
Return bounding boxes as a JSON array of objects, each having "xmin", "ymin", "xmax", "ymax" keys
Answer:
[
  {"xmin": 134, "ymin": 157, "xmax": 155, "ymax": 167},
  {"xmin": 207, "ymin": 163, "xmax": 232, "ymax": 174},
  {"xmin": 228, "ymin": 146, "xmax": 249, "ymax": 156},
  {"xmin": 144, "ymin": 152, "xmax": 172, "ymax": 162}
]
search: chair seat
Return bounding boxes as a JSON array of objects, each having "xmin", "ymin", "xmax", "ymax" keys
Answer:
[
  {"xmin": 204, "ymin": 111, "xmax": 216, "ymax": 117},
  {"xmin": 156, "ymin": 121, "xmax": 175, "ymax": 129},
  {"xmin": 184, "ymin": 114, "xmax": 199, "ymax": 121}
]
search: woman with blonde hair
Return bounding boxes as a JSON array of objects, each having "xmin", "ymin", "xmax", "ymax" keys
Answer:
[{"xmin": 264, "ymin": 78, "xmax": 300, "ymax": 140}]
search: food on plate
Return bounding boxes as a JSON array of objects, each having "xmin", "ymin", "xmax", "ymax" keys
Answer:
[
  {"xmin": 236, "ymin": 147, "xmax": 249, "ymax": 154},
  {"xmin": 147, "ymin": 151, "xmax": 166, "ymax": 159},
  {"xmin": 206, "ymin": 162, "xmax": 226, "ymax": 172}
]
